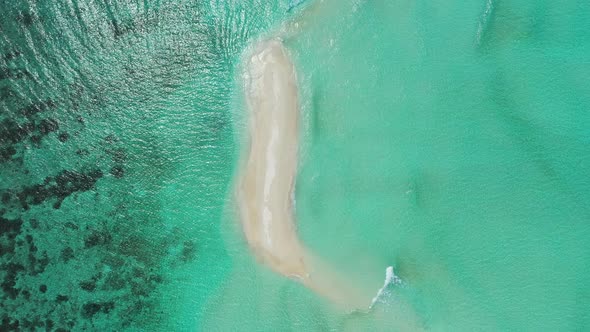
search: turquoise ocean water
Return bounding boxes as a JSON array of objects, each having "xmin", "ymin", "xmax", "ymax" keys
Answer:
[{"xmin": 1, "ymin": 0, "xmax": 589, "ymax": 330}]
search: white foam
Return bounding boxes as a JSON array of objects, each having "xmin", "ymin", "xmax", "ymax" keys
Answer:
[
  {"xmin": 476, "ymin": 0, "xmax": 494, "ymax": 45},
  {"xmin": 369, "ymin": 266, "xmax": 401, "ymax": 309}
]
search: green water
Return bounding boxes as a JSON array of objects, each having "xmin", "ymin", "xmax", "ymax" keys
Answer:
[
  {"xmin": 289, "ymin": 1, "xmax": 590, "ymax": 330},
  {"xmin": 1, "ymin": 0, "xmax": 589, "ymax": 331}
]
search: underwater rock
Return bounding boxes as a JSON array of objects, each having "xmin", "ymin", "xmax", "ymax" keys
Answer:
[
  {"xmin": 60, "ymin": 247, "xmax": 74, "ymax": 262},
  {"xmin": 0, "ymin": 67, "xmax": 10, "ymax": 80},
  {"xmin": 0, "ymin": 86, "xmax": 14, "ymax": 100},
  {"xmin": 15, "ymin": 169, "xmax": 103, "ymax": 208},
  {"xmin": 103, "ymin": 134, "xmax": 118, "ymax": 144},
  {"xmin": 0, "ymin": 217, "xmax": 22, "ymax": 237},
  {"xmin": 30, "ymin": 135, "xmax": 42, "ymax": 145},
  {"xmin": 29, "ymin": 219, "xmax": 39, "ymax": 229},
  {"xmin": 1, "ymin": 263, "xmax": 24, "ymax": 300},
  {"xmin": 0, "ymin": 146, "xmax": 16, "ymax": 162},
  {"xmin": 29, "ymin": 251, "xmax": 49, "ymax": 276},
  {"xmin": 110, "ymin": 165, "xmax": 124, "ymax": 178},
  {"xmin": 109, "ymin": 148, "xmax": 126, "ymax": 163},
  {"xmin": 37, "ymin": 118, "xmax": 59, "ymax": 135},
  {"xmin": 104, "ymin": 273, "xmax": 126, "ymax": 291},
  {"xmin": 79, "ymin": 279, "xmax": 97, "ymax": 292},
  {"xmin": 0, "ymin": 316, "xmax": 20, "ymax": 331},
  {"xmin": 53, "ymin": 200, "xmax": 63, "ymax": 209},
  {"xmin": 1, "ymin": 192, "xmax": 11, "ymax": 204},
  {"xmin": 181, "ymin": 240, "xmax": 196, "ymax": 262},
  {"xmin": 21, "ymin": 99, "xmax": 56, "ymax": 118},
  {"xmin": 110, "ymin": 18, "xmax": 136, "ymax": 39},
  {"xmin": 0, "ymin": 67, "xmax": 31, "ymax": 80},
  {"xmin": 0, "ymin": 119, "xmax": 35, "ymax": 145},
  {"xmin": 81, "ymin": 301, "xmax": 115, "ymax": 319},
  {"xmin": 58, "ymin": 132, "xmax": 69, "ymax": 142},
  {"xmin": 84, "ymin": 229, "xmax": 111, "ymax": 248},
  {"xmin": 16, "ymin": 11, "xmax": 38, "ymax": 27},
  {"xmin": 63, "ymin": 222, "xmax": 78, "ymax": 230},
  {"xmin": 55, "ymin": 294, "xmax": 69, "ymax": 303},
  {"xmin": 3, "ymin": 50, "xmax": 22, "ymax": 62}
]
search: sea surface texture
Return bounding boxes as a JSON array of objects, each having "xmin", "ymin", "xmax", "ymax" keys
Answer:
[{"xmin": 1, "ymin": 0, "xmax": 589, "ymax": 331}]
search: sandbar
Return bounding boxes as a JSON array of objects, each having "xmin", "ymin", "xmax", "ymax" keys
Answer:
[
  {"xmin": 237, "ymin": 40, "xmax": 376, "ymax": 308},
  {"xmin": 238, "ymin": 39, "xmax": 307, "ymax": 279}
]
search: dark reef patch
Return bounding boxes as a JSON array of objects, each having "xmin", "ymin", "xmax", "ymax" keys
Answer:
[
  {"xmin": 103, "ymin": 134, "xmax": 118, "ymax": 144},
  {"xmin": 28, "ymin": 250, "xmax": 49, "ymax": 276},
  {"xmin": 1, "ymin": 262, "xmax": 24, "ymax": 300},
  {"xmin": 181, "ymin": 240, "xmax": 196, "ymax": 262},
  {"xmin": 79, "ymin": 279, "xmax": 97, "ymax": 292},
  {"xmin": 21, "ymin": 99, "xmax": 56, "ymax": 118},
  {"xmin": 84, "ymin": 229, "xmax": 112, "ymax": 248},
  {"xmin": 79, "ymin": 272, "xmax": 103, "ymax": 292},
  {"xmin": 63, "ymin": 222, "xmax": 78, "ymax": 230},
  {"xmin": 110, "ymin": 165, "xmax": 124, "ymax": 178},
  {"xmin": 0, "ymin": 86, "xmax": 15, "ymax": 100},
  {"xmin": 3, "ymin": 50, "xmax": 22, "ymax": 62},
  {"xmin": 1, "ymin": 192, "xmax": 12, "ymax": 204},
  {"xmin": 0, "ymin": 98, "xmax": 61, "ymax": 160},
  {"xmin": 0, "ymin": 67, "xmax": 31, "ymax": 81},
  {"xmin": 60, "ymin": 247, "xmax": 74, "ymax": 262},
  {"xmin": 58, "ymin": 132, "xmax": 69, "ymax": 142},
  {"xmin": 0, "ymin": 316, "xmax": 20, "ymax": 331},
  {"xmin": 30, "ymin": 134, "xmax": 42, "ymax": 146},
  {"xmin": 0, "ymin": 67, "xmax": 11, "ymax": 81},
  {"xmin": 11, "ymin": 169, "xmax": 103, "ymax": 209},
  {"xmin": 0, "ymin": 146, "xmax": 17, "ymax": 163},
  {"xmin": 103, "ymin": 273, "xmax": 126, "ymax": 290},
  {"xmin": 56, "ymin": 294, "xmax": 69, "ymax": 303},
  {"xmin": 81, "ymin": 301, "xmax": 115, "ymax": 319},
  {"xmin": 16, "ymin": 11, "xmax": 39, "ymax": 27},
  {"xmin": 37, "ymin": 118, "xmax": 59, "ymax": 135},
  {"xmin": 45, "ymin": 319, "xmax": 54, "ymax": 330},
  {"xmin": 111, "ymin": 19, "xmax": 129, "ymax": 39},
  {"xmin": 76, "ymin": 148, "xmax": 89, "ymax": 156},
  {"xmin": 0, "ymin": 217, "xmax": 22, "ymax": 237},
  {"xmin": 108, "ymin": 148, "xmax": 127, "ymax": 163},
  {"xmin": 0, "ymin": 119, "xmax": 35, "ymax": 145},
  {"xmin": 28, "ymin": 219, "xmax": 39, "ymax": 229}
]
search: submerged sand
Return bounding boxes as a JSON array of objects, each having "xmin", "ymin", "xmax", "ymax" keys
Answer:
[{"xmin": 237, "ymin": 40, "xmax": 375, "ymax": 308}]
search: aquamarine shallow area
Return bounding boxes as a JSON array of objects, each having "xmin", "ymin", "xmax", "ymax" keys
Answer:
[
  {"xmin": 287, "ymin": 0, "xmax": 590, "ymax": 330},
  {"xmin": 1, "ymin": 0, "xmax": 589, "ymax": 330}
]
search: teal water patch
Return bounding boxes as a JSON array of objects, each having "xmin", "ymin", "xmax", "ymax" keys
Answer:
[{"xmin": 288, "ymin": 0, "xmax": 590, "ymax": 330}]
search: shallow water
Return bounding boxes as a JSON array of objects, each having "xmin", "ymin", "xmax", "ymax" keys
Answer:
[
  {"xmin": 1, "ymin": 0, "xmax": 589, "ymax": 331},
  {"xmin": 289, "ymin": 1, "xmax": 590, "ymax": 330}
]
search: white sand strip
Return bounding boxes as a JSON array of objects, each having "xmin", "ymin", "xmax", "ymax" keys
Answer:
[
  {"xmin": 238, "ymin": 39, "xmax": 307, "ymax": 279},
  {"xmin": 237, "ymin": 40, "xmax": 371, "ymax": 309}
]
